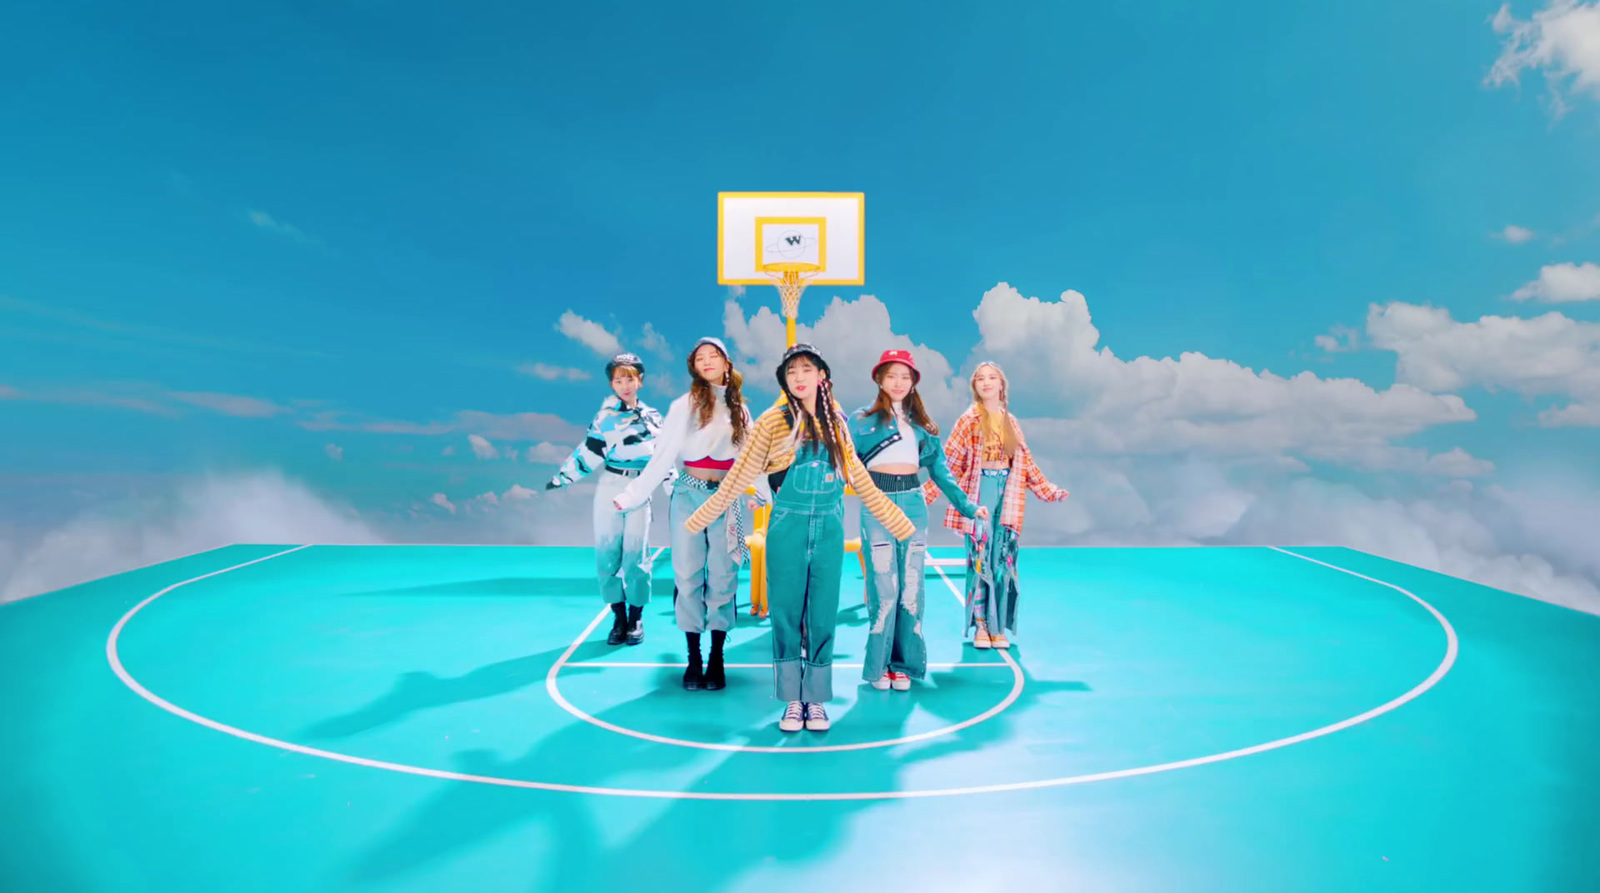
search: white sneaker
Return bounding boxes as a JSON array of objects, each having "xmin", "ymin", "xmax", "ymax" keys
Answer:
[
  {"xmin": 804, "ymin": 702, "xmax": 830, "ymax": 731},
  {"xmin": 973, "ymin": 622, "xmax": 992, "ymax": 649},
  {"xmin": 779, "ymin": 701, "xmax": 804, "ymax": 732},
  {"xmin": 890, "ymin": 671, "xmax": 911, "ymax": 691},
  {"xmin": 870, "ymin": 674, "xmax": 891, "ymax": 691}
]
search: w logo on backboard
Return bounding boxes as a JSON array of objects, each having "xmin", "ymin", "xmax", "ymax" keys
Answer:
[{"xmin": 765, "ymin": 228, "xmax": 817, "ymax": 261}]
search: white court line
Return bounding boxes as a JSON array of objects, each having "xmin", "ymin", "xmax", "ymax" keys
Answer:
[
  {"xmin": 105, "ymin": 543, "xmax": 1458, "ymax": 801},
  {"xmin": 567, "ymin": 661, "xmax": 1011, "ymax": 669},
  {"xmin": 278, "ymin": 542, "xmax": 1348, "ymax": 549},
  {"xmin": 543, "ymin": 585, "xmax": 1027, "ymax": 754}
]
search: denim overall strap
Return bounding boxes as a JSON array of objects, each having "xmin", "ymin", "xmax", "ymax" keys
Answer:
[{"xmin": 765, "ymin": 440, "xmax": 847, "ymax": 704}]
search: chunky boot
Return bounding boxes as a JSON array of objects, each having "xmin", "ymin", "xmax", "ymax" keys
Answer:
[
  {"xmin": 703, "ymin": 630, "xmax": 727, "ymax": 690},
  {"xmin": 682, "ymin": 633, "xmax": 704, "ymax": 690},
  {"xmin": 606, "ymin": 602, "xmax": 628, "ymax": 646},
  {"xmin": 626, "ymin": 605, "xmax": 644, "ymax": 646}
]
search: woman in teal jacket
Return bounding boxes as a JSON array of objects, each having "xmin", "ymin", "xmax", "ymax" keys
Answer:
[{"xmin": 849, "ymin": 349, "xmax": 987, "ymax": 691}]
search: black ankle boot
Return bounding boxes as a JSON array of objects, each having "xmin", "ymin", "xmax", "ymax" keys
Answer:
[
  {"xmin": 703, "ymin": 630, "xmax": 727, "ymax": 690},
  {"xmin": 683, "ymin": 632, "xmax": 704, "ymax": 690},
  {"xmin": 606, "ymin": 602, "xmax": 628, "ymax": 646},
  {"xmin": 626, "ymin": 605, "xmax": 644, "ymax": 646}
]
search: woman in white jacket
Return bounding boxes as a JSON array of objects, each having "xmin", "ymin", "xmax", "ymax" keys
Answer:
[{"xmin": 613, "ymin": 336, "xmax": 766, "ymax": 691}]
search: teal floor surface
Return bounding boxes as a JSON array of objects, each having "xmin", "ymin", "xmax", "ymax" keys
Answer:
[{"xmin": 3, "ymin": 542, "xmax": 1598, "ymax": 892}]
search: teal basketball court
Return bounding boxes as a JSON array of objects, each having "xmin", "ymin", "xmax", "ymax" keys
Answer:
[{"xmin": 3, "ymin": 541, "xmax": 1598, "ymax": 892}]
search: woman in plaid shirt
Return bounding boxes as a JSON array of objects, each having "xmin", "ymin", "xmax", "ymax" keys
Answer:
[{"xmin": 926, "ymin": 362, "xmax": 1070, "ymax": 649}]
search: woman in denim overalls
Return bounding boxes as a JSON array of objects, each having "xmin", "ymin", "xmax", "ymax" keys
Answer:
[{"xmin": 687, "ymin": 344, "xmax": 913, "ymax": 732}]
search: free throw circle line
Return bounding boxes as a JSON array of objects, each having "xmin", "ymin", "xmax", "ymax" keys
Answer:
[
  {"xmin": 543, "ymin": 602, "xmax": 1027, "ymax": 753},
  {"xmin": 107, "ymin": 544, "xmax": 1457, "ymax": 801}
]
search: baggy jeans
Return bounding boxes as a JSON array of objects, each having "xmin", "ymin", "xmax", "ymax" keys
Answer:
[
  {"xmin": 765, "ymin": 445, "xmax": 846, "ymax": 704},
  {"xmin": 670, "ymin": 477, "xmax": 738, "ymax": 633},
  {"xmin": 593, "ymin": 469, "xmax": 652, "ymax": 608},
  {"xmin": 860, "ymin": 486, "xmax": 929, "ymax": 681}
]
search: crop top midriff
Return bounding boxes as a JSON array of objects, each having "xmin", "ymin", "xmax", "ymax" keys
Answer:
[
  {"xmin": 684, "ymin": 456, "xmax": 735, "ymax": 470},
  {"xmin": 868, "ymin": 409, "xmax": 919, "ymax": 468}
]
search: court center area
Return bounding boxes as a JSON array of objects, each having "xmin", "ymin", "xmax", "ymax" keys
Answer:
[{"xmin": 3, "ymin": 541, "xmax": 1598, "ymax": 893}]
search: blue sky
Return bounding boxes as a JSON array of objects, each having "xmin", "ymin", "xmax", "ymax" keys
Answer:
[{"xmin": 3, "ymin": 1, "xmax": 1599, "ymax": 606}]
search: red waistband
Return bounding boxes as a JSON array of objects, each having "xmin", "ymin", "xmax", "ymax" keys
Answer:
[{"xmin": 684, "ymin": 456, "xmax": 734, "ymax": 470}]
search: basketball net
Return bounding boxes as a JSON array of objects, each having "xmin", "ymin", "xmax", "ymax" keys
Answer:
[{"xmin": 762, "ymin": 262, "xmax": 820, "ymax": 347}]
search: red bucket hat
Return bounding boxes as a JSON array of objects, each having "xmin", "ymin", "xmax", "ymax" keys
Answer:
[{"xmin": 871, "ymin": 348, "xmax": 920, "ymax": 384}]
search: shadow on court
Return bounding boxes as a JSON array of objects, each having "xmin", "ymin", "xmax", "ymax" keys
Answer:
[
  {"xmin": 308, "ymin": 609, "xmax": 1089, "ymax": 893},
  {"xmin": 297, "ymin": 643, "xmax": 578, "ymax": 740}
]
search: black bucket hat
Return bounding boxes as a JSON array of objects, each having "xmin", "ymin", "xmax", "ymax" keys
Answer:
[{"xmin": 776, "ymin": 342, "xmax": 831, "ymax": 389}]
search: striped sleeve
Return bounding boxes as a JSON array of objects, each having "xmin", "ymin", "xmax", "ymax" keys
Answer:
[
  {"xmin": 684, "ymin": 408, "xmax": 778, "ymax": 533},
  {"xmin": 840, "ymin": 423, "xmax": 914, "ymax": 541}
]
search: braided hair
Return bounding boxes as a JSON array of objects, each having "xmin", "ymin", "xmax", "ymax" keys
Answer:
[{"xmin": 783, "ymin": 368, "xmax": 849, "ymax": 473}]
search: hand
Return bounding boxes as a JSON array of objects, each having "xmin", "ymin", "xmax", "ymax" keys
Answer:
[
  {"xmin": 1054, "ymin": 490, "xmax": 1070, "ymax": 502},
  {"xmin": 612, "ymin": 498, "xmax": 626, "ymax": 511},
  {"xmin": 975, "ymin": 506, "xmax": 990, "ymax": 519}
]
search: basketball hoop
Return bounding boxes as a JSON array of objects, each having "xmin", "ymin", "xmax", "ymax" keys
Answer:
[
  {"xmin": 761, "ymin": 261, "xmax": 820, "ymax": 319},
  {"xmin": 761, "ymin": 261, "xmax": 820, "ymax": 346},
  {"xmin": 718, "ymin": 192, "xmax": 862, "ymax": 350}
]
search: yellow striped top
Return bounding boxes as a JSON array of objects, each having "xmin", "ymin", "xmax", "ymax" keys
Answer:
[{"xmin": 685, "ymin": 402, "xmax": 915, "ymax": 541}]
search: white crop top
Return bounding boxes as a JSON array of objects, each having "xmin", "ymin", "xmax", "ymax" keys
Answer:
[
  {"xmin": 615, "ymin": 387, "xmax": 767, "ymax": 509},
  {"xmin": 869, "ymin": 406, "xmax": 919, "ymax": 468}
]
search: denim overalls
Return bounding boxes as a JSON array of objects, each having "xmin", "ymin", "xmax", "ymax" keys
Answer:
[{"xmin": 765, "ymin": 440, "xmax": 847, "ymax": 704}]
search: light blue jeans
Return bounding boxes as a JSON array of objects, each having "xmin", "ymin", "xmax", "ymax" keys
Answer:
[
  {"xmin": 670, "ymin": 477, "xmax": 739, "ymax": 633},
  {"xmin": 593, "ymin": 469, "xmax": 652, "ymax": 607},
  {"xmin": 860, "ymin": 485, "xmax": 929, "ymax": 681}
]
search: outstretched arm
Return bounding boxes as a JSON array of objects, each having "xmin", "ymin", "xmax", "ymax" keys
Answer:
[
  {"xmin": 546, "ymin": 407, "xmax": 608, "ymax": 489},
  {"xmin": 927, "ymin": 414, "xmax": 974, "ymax": 505},
  {"xmin": 685, "ymin": 412, "xmax": 776, "ymax": 532},
  {"xmin": 1017, "ymin": 433, "xmax": 1069, "ymax": 501},
  {"xmin": 925, "ymin": 437, "xmax": 981, "ymax": 518},
  {"xmin": 615, "ymin": 398, "xmax": 686, "ymax": 509}
]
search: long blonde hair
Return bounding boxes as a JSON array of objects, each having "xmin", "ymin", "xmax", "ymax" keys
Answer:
[{"xmin": 970, "ymin": 362, "xmax": 1018, "ymax": 460}]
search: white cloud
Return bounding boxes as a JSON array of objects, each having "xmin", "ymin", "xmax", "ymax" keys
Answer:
[
  {"xmin": 1486, "ymin": 0, "xmax": 1600, "ymax": 117},
  {"xmin": 1510, "ymin": 261, "xmax": 1600, "ymax": 302},
  {"xmin": 1364, "ymin": 301, "xmax": 1600, "ymax": 425},
  {"xmin": 640, "ymin": 323, "xmax": 673, "ymax": 362},
  {"xmin": 516, "ymin": 362, "xmax": 592, "ymax": 382},
  {"xmin": 467, "ymin": 434, "xmax": 498, "ymax": 460},
  {"xmin": 960, "ymin": 285, "xmax": 1481, "ymax": 471},
  {"xmin": 441, "ymin": 444, "xmax": 457, "ymax": 456},
  {"xmin": 324, "ymin": 443, "xmax": 343, "ymax": 461},
  {"xmin": 1314, "ymin": 324, "xmax": 1361, "ymax": 353},
  {"xmin": 940, "ymin": 445, "xmax": 1599, "ymax": 615},
  {"xmin": 722, "ymin": 294, "xmax": 969, "ymax": 422},
  {"xmin": 430, "ymin": 493, "xmax": 457, "ymax": 514},
  {"xmin": 245, "ymin": 209, "xmax": 315, "ymax": 243},
  {"xmin": 556, "ymin": 311, "xmax": 622, "ymax": 356},
  {"xmin": 1222, "ymin": 475, "xmax": 1600, "ymax": 615},
  {"xmin": 0, "ymin": 471, "xmax": 382, "ymax": 603},
  {"xmin": 167, "ymin": 391, "xmax": 290, "ymax": 418},
  {"xmin": 1495, "ymin": 224, "xmax": 1538, "ymax": 243},
  {"xmin": 526, "ymin": 442, "xmax": 569, "ymax": 464}
]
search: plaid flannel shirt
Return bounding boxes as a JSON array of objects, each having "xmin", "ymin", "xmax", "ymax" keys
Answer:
[{"xmin": 924, "ymin": 407, "xmax": 1066, "ymax": 535}]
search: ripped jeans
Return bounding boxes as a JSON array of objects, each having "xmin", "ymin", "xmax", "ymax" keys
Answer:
[{"xmin": 860, "ymin": 476, "xmax": 930, "ymax": 681}]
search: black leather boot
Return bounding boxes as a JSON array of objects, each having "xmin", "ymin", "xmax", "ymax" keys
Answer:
[
  {"xmin": 703, "ymin": 630, "xmax": 727, "ymax": 690},
  {"xmin": 682, "ymin": 632, "xmax": 704, "ymax": 690},
  {"xmin": 626, "ymin": 605, "xmax": 644, "ymax": 646},
  {"xmin": 606, "ymin": 602, "xmax": 628, "ymax": 646}
]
